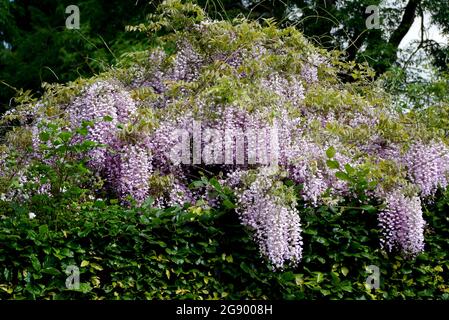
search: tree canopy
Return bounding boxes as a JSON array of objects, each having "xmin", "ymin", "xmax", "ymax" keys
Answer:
[
  {"xmin": 0, "ymin": 0, "xmax": 158, "ymax": 111},
  {"xmin": 202, "ymin": 0, "xmax": 449, "ymax": 75},
  {"xmin": 2, "ymin": 0, "xmax": 449, "ymax": 112}
]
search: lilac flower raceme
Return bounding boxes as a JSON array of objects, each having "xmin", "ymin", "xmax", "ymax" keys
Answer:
[
  {"xmin": 169, "ymin": 41, "xmax": 203, "ymax": 82},
  {"xmin": 403, "ymin": 142, "xmax": 449, "ymax": 197},
  {"xmin": 69, "ymin": 81, "xmax": 137, "ymax": 171},
  {"xmin": 68, "ymin": 81, "xmax": 155, "ymax": 203},
  {"xmin": 235, "ymin": 170, "xmax": 303, "ymax": 269},
  {"xmin": 300, "ymin": 54, "xmax": 326, "ymax": 84},
  {"xmin": 114, "ymin": 144, "xmax": 152, "ymax": 203},
  {"xmin": 378, "ymin": 191, "xmax": 425, "ymax": 256},
  {"xmin": 261, "ymin": 73, "xmax": 305, "ymax": 108}
]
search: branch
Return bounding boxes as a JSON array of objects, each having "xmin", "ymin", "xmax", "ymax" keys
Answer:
[
  {"xmin": 402, "ymin": 8, "xmax": 425, "ymax": 68},
  {"xmin": 388, "ymin": 0, "xmax": 422, "ymax": 48}
]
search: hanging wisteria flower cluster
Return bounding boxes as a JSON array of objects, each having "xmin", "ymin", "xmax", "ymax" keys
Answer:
[
  {"xmin": 232, "ymin": 168, "xmax": 303, "ymax": 269},
  {"xmin": 378, "ymin": 192, "xmax": 425, "ymax": 256},
  {"xmin": 2, "ymin": 1, "xmax": 449, "ymax": 269}
]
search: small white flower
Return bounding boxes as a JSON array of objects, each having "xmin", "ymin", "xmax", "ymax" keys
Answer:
[{"xmin": 29, "ymin": 212, "xmax": 36, "ymax": 219}]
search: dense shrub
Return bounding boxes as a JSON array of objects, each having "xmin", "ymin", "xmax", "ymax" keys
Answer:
[{"xmin": 1, "ymin": 185, "xmax": 449, "ymax": 300}]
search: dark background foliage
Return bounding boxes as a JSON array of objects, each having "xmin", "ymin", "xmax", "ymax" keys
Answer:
[
  {"xmin": 2, "ymin": 0, "xmax": 449, "ymax": 112},
  {"xmin": 0, "ymin": 0, "xmax": 160, "ymax": 112}
]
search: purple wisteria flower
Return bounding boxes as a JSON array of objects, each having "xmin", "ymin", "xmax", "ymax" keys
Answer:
[{"xmin": 378, "ymin": 191, "xmax": 425, "ymax": 256}]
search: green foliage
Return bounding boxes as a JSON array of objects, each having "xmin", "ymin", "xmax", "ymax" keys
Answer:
[
  {"xmin": 126, "ymin": 0, "xmax": 206, "ymax": 34},
  {"xmin": 1, "ymin": 183, "xmax": 449, "ymax": 300},
  {"xmin": 1, "ymin": 119, "xmax": 102, "ymax": 228},
  {"xmin": 199, "ymin": 0, "xmax": 449, "ymax": 76}
]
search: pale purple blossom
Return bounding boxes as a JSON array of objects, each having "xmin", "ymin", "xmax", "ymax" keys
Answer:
[
  {"xmin": 403, "ymin": 142, "xmax": 449, "ymax": 196},
  {"xmin": 378, "ymin": 192, "xmax": 425, "ymax": 256}
]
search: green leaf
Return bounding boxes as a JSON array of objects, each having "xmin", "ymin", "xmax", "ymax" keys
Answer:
[
  {"xmin": 79, "ymin": 283, "xmax": 92, "ymax": 293},
  {"xmin": 361, "ymin": 205, "xmax": 377, "ymax": 213},
  {"xmin": 341, "ymin": 267, "xmax": 349, "ymax": 276},
  {"xmin": 59, "ymin": 131, "xmax": 73, "ymax": 142},
  {"xmin": 223, "ymin": 199, "xmax": 236, "ymax": 209},
  {"xmin": 294, "ymin": 274, "xmax": 303, "ymax": 286},
  {"xmin": 344, "ymin": 163, "xmax": 355, "ymax": 175},
  {"xmin": 38, "ymin": 225, "xmax": 49, "ymax": 236},
  {"xmin": 340, "ymin": 282, "xmax": 353, "ymax": 292},
  {"xmin": 0, "ymin": 285, "xmax": 13, "ymax": 294},
  {"xmin": 209, "ymin": 178, "xmax": 222, "ymax": 192},
  {"xmin": 90, "ymin": 263, "xmax": 103, "ymax": 271},
  {"xmin": 81, "ymin": 120, "xmax": 94, "ymax": 128},
  {"xmin": 76, "ymin": 126, "xmax": 89, "ymax": 136},
  {"xmin": 192, "ymin": 180, "xmax": 205, "ymax": 189},
  {"xmin": 39, "ymin": 131, "xmax": 50, "ymax": 142},
  {"xmin": 30, "ymin": 255, "xmax": 41, "ymax": 271},
  {"xmin": 41, "ymin": 267, "xmax": 61, "ymax": 276},
  {"xmin": 81, "ymin": 260, "xmax": 90, "ymax": 267},
  {"xmin": 60, "ymin": 248, "xmax": 74, "ymax": 258},
  {"xmin": 326, "ymin": 160, "xmax": 340, "ymax": 169},
  {"xmin": 320, "ymin": 289, "xmax": 331, "ymax": 296},
  {"xmin": 335, "ymin": 171, "xmax": 350, "ymax": 181},
  {"xmin": 316, "ymin": 272, "xmax": 324, "ymax": 283},
  {"xmin": 326, "ymin": 146, "xmax": 336, "ymax": 158}
]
